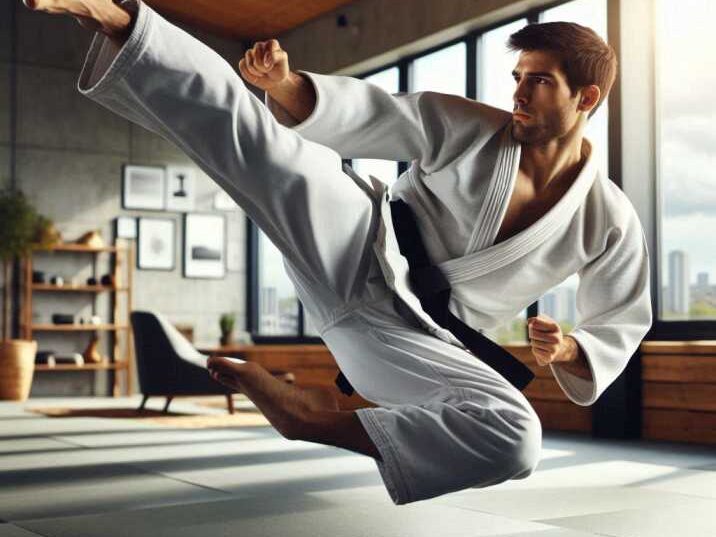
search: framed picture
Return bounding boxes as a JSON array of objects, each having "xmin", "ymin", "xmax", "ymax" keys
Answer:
[
  {"xmin": 137, "ymin": 217, "xmax": 175, "ymax": 271},
  {"xmin": 122, "ymin": 165, "xmax": 165, "ymax": 210},
  {"xmin": 115, "ymin": 216, "xmax": 137, "ymax": 239},
  {"xmin": 213, "ymin": 189, "xmax": 238, "ymax": 211},
  {"xmin": 183, "ymin": 213, "xmax": 225, "ymax": 279},
  {"xmin": 166, "ymin": 166, "xmax": 196, "ymax": 212}
]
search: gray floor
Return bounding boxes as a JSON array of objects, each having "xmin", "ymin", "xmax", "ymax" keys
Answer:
[{"xmin": 0, "ymin": 397, "xmax": 714, "ymax": 537}]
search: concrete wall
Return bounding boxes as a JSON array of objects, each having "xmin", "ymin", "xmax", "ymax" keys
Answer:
[{"xmin": 1, "ymin": 4, "xmax": 248, "ymax": 396}]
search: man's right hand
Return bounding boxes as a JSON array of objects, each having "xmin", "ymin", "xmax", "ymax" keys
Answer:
[{"xmin": 238, "ymin": 39, "xmax": 290, "ymax": 92}]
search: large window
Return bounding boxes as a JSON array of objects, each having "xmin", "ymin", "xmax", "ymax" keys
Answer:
[
  {"xmin": 656, "ymin": 0, "xmax": 716, "ymax": 321},
  {"xmin": 478, "ymin": 18, "xmax": 528, "ymax": 111},
  {"xmin": 410, "ymin": 42, "xmax": 466, "ymax": 96}
]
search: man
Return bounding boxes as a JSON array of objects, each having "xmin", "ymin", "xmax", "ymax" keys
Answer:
[{"xmin": 23, "ymin": 0, "xmax": 652, "ymax": 506}]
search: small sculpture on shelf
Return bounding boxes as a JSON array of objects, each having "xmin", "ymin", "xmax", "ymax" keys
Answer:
[
  {"xmin": 81, "ymin": 333, "xmax": 103, "ymax": 364},
  {"xmin": 75, "ymin": 230, "xmax": 104, "ymax": 248},
  {"xmin": 219, "ymin": 313, "xmax": 235, "ymax": 347}
]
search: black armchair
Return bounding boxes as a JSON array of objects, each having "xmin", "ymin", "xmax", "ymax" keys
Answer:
[{"xmin": 130, "ymin": 310, "xmax": 236, "ymax": 414}]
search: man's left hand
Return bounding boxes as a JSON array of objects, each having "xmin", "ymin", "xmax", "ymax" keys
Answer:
[{"xmin": 527, "ymin": 314, "xmax": 566, "ymax": 366}]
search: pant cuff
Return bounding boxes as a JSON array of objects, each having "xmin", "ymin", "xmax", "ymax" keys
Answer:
[{"xmin": 355, "ymin": 407, "xmax": 412, "ymax": 505}]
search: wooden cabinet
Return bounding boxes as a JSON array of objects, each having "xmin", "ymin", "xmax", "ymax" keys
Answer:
[{"xmin": 20, "ymin": 242, "xmax": 135, "ymax": 396}]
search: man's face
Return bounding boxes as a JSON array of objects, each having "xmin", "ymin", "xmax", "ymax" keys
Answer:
[{"xmin": 510, "ymin": 50, "xmax": 582, "ymax": 145}]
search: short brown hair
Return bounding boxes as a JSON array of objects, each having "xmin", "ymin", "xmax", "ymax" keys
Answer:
[{"xmin": 507, "ymin": 22, "xmax": 617, "ymax": 118}]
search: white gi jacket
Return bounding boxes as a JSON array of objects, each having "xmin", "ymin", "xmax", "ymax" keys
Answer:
[{"xmin": 265, "ymin": 74, "xmax": 653, "ymax": 407}]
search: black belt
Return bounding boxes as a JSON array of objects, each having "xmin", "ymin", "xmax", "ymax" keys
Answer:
[{"xmin": 335, "ymin": 199, "xmax": 535, "ymax": 396}]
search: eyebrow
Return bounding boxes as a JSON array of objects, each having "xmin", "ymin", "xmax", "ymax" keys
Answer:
[{"xmin": 511, "ymin": 70, "xmax": 557, "ymax": 79}]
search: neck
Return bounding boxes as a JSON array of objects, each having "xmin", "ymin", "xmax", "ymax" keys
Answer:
[{"xmin": 518, "ymin": 124, "xmax": 587, "ymax": 193}]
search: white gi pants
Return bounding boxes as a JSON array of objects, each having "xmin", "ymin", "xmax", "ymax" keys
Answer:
[{"xmin": 78, "ymin": 1, "xmax": 542, "ymax": 506}]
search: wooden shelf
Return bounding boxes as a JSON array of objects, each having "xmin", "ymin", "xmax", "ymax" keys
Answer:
[
  {"xmin": 34, "ymin": 361, "xmax": 128, "ymax": 372},
  {"xmin": 23, "ymin": 240, "xmax": 136, "ymax": 397},
  {"xmin": 31, "ymin": 324, "xmax": 129, "ymax": 331},
  {"xmin": 31, "ymin": 284, "xmax": 129, "ymax": 293},
  {"xmin": 31, "ymin": 243, "xmax": 124, "ymax": 253}
]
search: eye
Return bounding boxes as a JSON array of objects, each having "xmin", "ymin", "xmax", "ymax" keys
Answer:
[{"xmin": 536, "ymin": 77, "xmax": 548, "ymax": 84}]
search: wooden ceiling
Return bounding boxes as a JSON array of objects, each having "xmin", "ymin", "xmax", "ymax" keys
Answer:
[{"xmin": 147, "ymin": 0, "xmax": 357, "ymax": 41}]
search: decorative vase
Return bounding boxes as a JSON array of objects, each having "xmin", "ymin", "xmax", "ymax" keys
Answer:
[
  {"xmin": 82, "ymin": 333, "xmax": 102, "ymax": 364},
  {"xmin": 0, "ymin": 339, "xmax": 38, "ymax": 401}
]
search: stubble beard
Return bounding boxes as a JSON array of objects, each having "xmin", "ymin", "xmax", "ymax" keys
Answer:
[{"xmin": 511, "ymin": 113, "xmax": 568, "ymax": 147}]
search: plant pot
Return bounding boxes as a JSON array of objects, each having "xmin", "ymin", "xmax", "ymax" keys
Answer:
[
  {"xmin": 219, "ymin": 332, "xmax": 233, "ymax": 347},
  {"xmin": 0, "ymin": 339, "xmax": 37, "ymax": 401}
]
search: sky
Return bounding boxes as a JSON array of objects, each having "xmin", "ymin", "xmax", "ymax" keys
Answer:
[{"xmin": 658, "ymin": 0, "xmax": 716, "ymax": 284}]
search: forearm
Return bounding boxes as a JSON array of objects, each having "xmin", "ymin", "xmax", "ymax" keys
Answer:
[
  {"xmin": 556, "ymin": 335, "xmax": 592, "ymax": 381},
  {"xmin": 266, "ymin": 71, "xmax": 317, "ymax": 124}
]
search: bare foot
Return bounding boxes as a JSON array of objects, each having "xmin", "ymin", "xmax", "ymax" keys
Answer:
[
  {"xmin": 207, "ymin": 357, "xmax": 338, "ymax": 440},
  {"xmin": 22, "ymin": 0, "xmax": 132, "ymax": 40}
]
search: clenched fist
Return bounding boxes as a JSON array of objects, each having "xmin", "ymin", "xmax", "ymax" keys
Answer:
[
  {"xmin": 527, "ymin": 314, "xmax": 567, "ymax": 366},
  {"xmin": 238, "ymin": 39, "xmax": 290, "ymax": 92}
]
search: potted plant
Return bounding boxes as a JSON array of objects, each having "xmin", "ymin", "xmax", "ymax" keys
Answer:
[
  {"xmin": 219, "ymin": 313, "xmax": 235, "ymax": 346},
  {"xmin": 0, "ymin": 188, "xmax": 56, "ymax": 400}
]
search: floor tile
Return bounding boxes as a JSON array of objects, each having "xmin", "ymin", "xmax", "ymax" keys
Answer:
[
  {"xmin": 631, "ymin": 465, "xmax": 716, "ymax": 499},
  {"xmin": 433, "ymin": 484, "xmax": 699, "ymax": 521},
  {"xmin": 0, "ymin": 524, "xmax": 45, "ymax": 537},
  {"xmin": 485, "ymin": 530, "xmax": 602, "ymax": 537},
  {"xmin": 17, "ymin": 494, "xmax": 561, "ymax": 537},
  {"xmin": 0, "ymin": 464, "xmax": 228, "ymax": 522},
  {"xmin": 135, "ymin": 445, "xmax": 387, "ymax": 499},
  {"xmin": 0, "ymin": 437, "xmax": 75, "ymax": 456},
  {"xmin": 539, "ymin": 497, "xmax": 716, "ymax": 537},
  {"xmin": 482, "ymin": 460, "xmax": 701, "ymax": 490}
]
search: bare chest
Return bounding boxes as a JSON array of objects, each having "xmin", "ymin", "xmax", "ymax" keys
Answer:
[{"xmin": 492, "ymin": 172, "xmax": 570, "ymax": 246}]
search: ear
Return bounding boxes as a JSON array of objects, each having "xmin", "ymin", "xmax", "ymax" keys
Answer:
[{"xmin": 577, "ymin": 84, "xmax": 601, "ymax": 114}]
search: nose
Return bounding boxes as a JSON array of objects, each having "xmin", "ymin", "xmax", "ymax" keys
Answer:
[{"xmin": 513, "ymin": 80, "xmax": 529, "ymax": 109}]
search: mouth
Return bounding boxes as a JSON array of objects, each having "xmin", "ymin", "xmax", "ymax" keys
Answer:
[{"xmin": 513, "ymin": 112, "xmax": 531, "ymax": 121}]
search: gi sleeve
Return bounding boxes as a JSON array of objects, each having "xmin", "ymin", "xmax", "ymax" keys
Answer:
[
  {"xmin": 550, "ymin": 205, "xmax": 653, "ymax": 407},
  {"xmin": 265, "ymin": 71, "xmax": 507, "ymax": 175}
]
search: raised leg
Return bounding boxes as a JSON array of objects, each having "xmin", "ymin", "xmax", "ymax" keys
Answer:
[
  {"xmin": 207, "ymin": 357, "xmax": 381, "ymax": 460},
  {"xmin": 225, "ymin": 394, "xmax": 234, "ymax": 415}
]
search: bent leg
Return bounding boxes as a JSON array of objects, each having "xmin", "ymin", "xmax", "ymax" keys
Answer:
[
  {"xmin": 355, "ymin": 388, "xmax": 541, "ymax": 505},
  {"xmin": 319, "ymin": 301, "xmax": 542, "ymax": 505}
]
